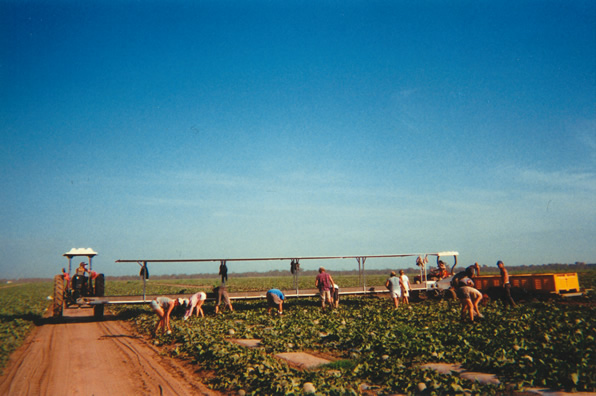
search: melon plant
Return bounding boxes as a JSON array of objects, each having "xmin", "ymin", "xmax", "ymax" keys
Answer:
[{"xmin": 122, "ymin": 292, "xmax": 596, "ymax": 394}]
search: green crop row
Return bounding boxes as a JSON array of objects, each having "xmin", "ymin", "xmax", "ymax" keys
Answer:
[
  {"xmin": 121, "ymin": 294, "xmax": 596, "ymax": 395},
  {"xmin": 1, "ymin": 270, "xmax": 594, "ymax": 393},
  {"xmin": 105, "ymin": 274, "xmax": 390, "ymax": 296},
  {"xmin": 0, "ymin": 282, "xmax": 52, "ymax": 373},
  {"xmin": 107, "ymin": 268, "xmax": 596, "ymax": 297}
]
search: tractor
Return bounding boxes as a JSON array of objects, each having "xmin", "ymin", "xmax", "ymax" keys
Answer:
[{"xmin": 53, "ymin": 248, "xmax": 105, "ymax": 318}]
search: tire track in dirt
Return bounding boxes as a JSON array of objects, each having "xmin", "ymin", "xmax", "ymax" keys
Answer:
[{"xmin": 0, "ymin": 308, "xmax": 219, "ymax": 396}]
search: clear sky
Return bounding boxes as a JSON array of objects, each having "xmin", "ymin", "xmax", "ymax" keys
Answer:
[{"xmin": 1, "ymin": 0, "xmax": 595, "ymax": 279}]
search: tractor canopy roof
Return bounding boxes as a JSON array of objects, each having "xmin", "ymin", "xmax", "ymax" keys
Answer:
[{"xmin": 63, "ymin": 248, "xmax": 97, "ymax": 258}]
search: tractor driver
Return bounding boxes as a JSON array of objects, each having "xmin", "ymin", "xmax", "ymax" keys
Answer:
[
  {"xmin": 72, "ymin": 262, "xmax": 90, "ymax": 291},
  {"xmin": 75, "ymin": 262, "xmax": 89, "ymax": 276},
  {"xmin": 437, "ymin": 260, "xmax": 449, "ymax": 279}
]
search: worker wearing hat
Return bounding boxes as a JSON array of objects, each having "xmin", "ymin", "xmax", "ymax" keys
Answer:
[
  {"xmin": 315, "ymin": 267, "xmax": 335, "ymax": 310},
  {"xmin": 75, "ymin": 262, "xmax": 89, "ymax": 276}
]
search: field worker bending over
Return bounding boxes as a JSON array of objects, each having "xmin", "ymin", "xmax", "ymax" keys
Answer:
[
  {"xmin": 399, "ymin": 270, "xmax": 410, "ymax": 305},
  {"xmin": 315, "ymin": 267, "xmax": 335, "ymax": 310},
  {"xmin": 385, "ymin": 271, "xmax": 401, "ymax": 308},
  {"xmin": 213, "ymin": 285, "xmax": 234, "ymax": 314},
  {"xmin": 451, "ymin": 263, "xmax": 480, "ymax": 287},
  {"xmin": 458, "ymin": 281, "xmax": 483, "ymax": 322},
  {"xmin": 183, "ymin": 292, "xmax": 207, "ymax": 320},
  {"xmin": 150, "ymin": 296, "xmax": 181, "ymax": 335},
  {"xmin": 452, "ymin": 266, "xmax": 483, "ymax": 322},
  {"xmin": 266, "ymin": 289, "xmax": 285, "ymax": 315},
  {"xmin": 332, "ymin": 283, "xmax": 340, "ymax": 308}
]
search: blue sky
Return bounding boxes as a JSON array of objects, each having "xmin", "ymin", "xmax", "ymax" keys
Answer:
[{"xmin": 1, "ymin": 0, "xmax": 595, "ymax": 279}]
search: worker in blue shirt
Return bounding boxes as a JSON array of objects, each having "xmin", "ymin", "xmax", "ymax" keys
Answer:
[{"xmin": 266, "ymin": 288, "xmax": 285, "ymax": 315}]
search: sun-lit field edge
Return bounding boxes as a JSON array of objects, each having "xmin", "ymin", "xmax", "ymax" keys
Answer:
[
  {"xmin": 0, "ymin": 282, "xmax": 53, "ymax": 374},
  {"xmin": 117, "ymin": 293, "xmax": 595, "ymax": 395},
  {"xmin": 1, "ymin": 269, "xmax": 595, "ymax": 394}
]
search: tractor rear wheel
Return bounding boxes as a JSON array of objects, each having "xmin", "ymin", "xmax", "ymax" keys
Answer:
[{"xmin": 53, "ymin": 275, "xmax": 64, "ymax": 317}]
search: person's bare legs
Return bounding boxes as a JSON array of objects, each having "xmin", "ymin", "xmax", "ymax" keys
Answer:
[
  {"xmin": 326, "ymin": 293, "xmax": 334, "ymax": 308},
  {"xmin": 196, "ymin": 300, "xmax": 205, "ymax": 317},
  {"xmin": 154, "ymin": 307, "xmax": 165, "ymax": 333},
  {"xmin": 472, "ymin": 294, "xmax": 483, "ymax": 318},
  {"xmin": 461, "ymin": 299, "xmax": 474, "ymax": 322}
]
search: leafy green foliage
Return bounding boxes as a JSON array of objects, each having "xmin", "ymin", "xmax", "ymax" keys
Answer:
[
  {"xmin": 105, "ymin": 274, "xmax": 390, "ymax": 296},
  {"xmin": 105, "ymin": 280, "xmax": 189, "ymax": 296},
  {"xmin": 0, "ymin": 282, "xmax": 52, "ymax": 373},
  {"xmin": 576, "ymin": 269, "xmax": 596, "ymax": 290},
  {"xmin": 1, "ymin": 270, "xmax": 594, "ymax": 394},
  {"xmin": 121, "ymin": 288, "xmax": 596, "ymax": 394}
]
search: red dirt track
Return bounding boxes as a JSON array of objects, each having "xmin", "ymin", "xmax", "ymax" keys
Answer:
[{"xmin": 0, "ymin": 308, "xmax": 219, "ymax": 396}]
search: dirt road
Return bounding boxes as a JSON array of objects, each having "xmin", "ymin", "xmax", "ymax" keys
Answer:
[{"xmin": 0, "ymin": 308, "xmax": 219, "ymax": 396}]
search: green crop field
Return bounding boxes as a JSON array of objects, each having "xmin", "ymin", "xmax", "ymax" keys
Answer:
[
  {"xmin": 120, "ymin": 295, "xmax": 595, "ymax": 395},
  {"xmin": 114, "ymin": 271, "xmax": 596, "ymax": 395},
  {"xmin": 0, "ymin": 282, "xmax": 52, "ymax": 372},
  {"xmin": 1, "ymin": 270, "xmax": 595, "ymax": 394},
  {"xmin": 105, "ymin": 274, "xmax": 390, "ymax": 296}
]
